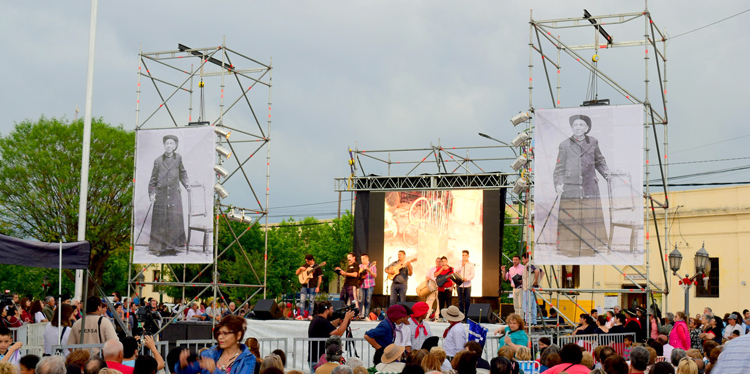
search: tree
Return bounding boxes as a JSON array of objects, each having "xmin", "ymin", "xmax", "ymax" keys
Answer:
[
  {"xmin": 0, "ymin": 116, "xmax": 134, "ymax": 293},
  {"xmin": 500, "ymin": 210, "xmax": 521, "ymax": 303}
]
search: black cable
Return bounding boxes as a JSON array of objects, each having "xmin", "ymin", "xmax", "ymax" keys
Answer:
[{"xmin": 670, "ymin": 8, "xmax": 750, "ymax": 39}]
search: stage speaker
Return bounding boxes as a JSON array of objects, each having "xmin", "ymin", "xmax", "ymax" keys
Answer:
[
  {"xmin": 330, "ymin": 300, "xmax": 345, "ymax": 311},
  {"xmin": 254, "ymin": 299, "xmax": 282, "ymax": 320},
  {"xmin": 397, "ymin": 301, "xmax": 416, "ymax": 314},
  {"xmin": 467, "ymin": 303, "xmax": 497, "ymax": 324}
]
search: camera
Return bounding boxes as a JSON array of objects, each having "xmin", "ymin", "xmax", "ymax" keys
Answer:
[
  {"xmin": 0, "ymin": 296, "xmax": 15, "ymax": 316},
  {"xmin": 331, "ymin": 303, "xmax": 358, "ymax": 321},
  {"xmin": 137, "ymin": 305, "xmax": 162, "ymax": 335}
]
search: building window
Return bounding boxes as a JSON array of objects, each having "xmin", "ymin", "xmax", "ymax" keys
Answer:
[
  {"xmin": 563, "ymin": 265, "xmax": 581, "ymax": 288},
  {"xmin": 696, "ymin": 258, "xmax": 719, "ymax": 298}
]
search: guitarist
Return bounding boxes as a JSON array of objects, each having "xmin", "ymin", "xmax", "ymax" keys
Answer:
[
  {"xmin": 334, "ymin": 253, "xmax": 360, "ymax": 311},
  {"xmin": 434, "ymin": 256, "xmax": 454, "ymax": 322},
  {"xmin": 296, "ymin": 254, "xmax": 323, "ymax": 319},
  {"xmin": 358, "ymin": 253, "xmax": 377, "ymax": 320},
  {"xmin": 385, "ymin": 250, "xmax": 413, "ymax": 305}
]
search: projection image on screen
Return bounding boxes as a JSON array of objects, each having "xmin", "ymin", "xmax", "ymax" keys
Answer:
[{"xmin": 382, "ymin": 190, "xmax": 483, "ymax": 296}]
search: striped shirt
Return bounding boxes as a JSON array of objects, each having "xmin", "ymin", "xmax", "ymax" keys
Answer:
[
  {"xmin": 359, "ymin": 263, "xmax": 377, "ymax": 289},
  {"xmin": 712, "ymin": 334, "xmax": 750, "ymax": 373}
]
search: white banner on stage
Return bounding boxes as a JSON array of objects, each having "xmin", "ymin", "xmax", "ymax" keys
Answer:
[
  {"xmin": 533, "ymin": 105, "xmax": 644, "ymax": 265},
  {"xmin": 132, "ymin": 126, "xmax": 215, "ymax": 264}
]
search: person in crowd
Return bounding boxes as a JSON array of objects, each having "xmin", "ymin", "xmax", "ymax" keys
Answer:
[
  {"xmin": 30, "ymin": 300, "xmax": 47, "ymax": 324},
  {"xmin": 660, "ymin": 313, "xmax": 675, "ymax": 336},
  {"xmin": 70, "ymin": 300, "xmax": 81, "ymax": 321},
  {"xmin": 35, "ymin": 356, "xmax": 66, "ymax": 374},
  {"xmin": 121, "ymin": 337, "xmax": 138, "ymax": 367},
  {"xmin": 705, "ymin": 345, "xmax": 722, "ymax": 373},
  {"xmin": 315, "ymin": 344, "xmax": 344, "ymax": 374},
  {"xmin": 650, "ymin": 314, "xmax": 660, "ymax": 340},
  {"xmin": 521, "ymin": 253, "xmax": 541, "ymax": 326},
  {"xmin": 385, "ymin": 251, "xmax": 414, "ymax": 305},
  {"xmin": 42, "ymin": 297, "xmax": 55, "ymax": 322},
  {"xmin": 424, "ymin": 258, "xmax": 441, "ymax": 322},
  {"xmin": 358, "ymin": 253, "xmax": 377, "ymax": 320},
  {"xmin": 464, "ymin": 342, "xmax": 489, "ymax": 370},
  {"xmin": 20, "ymin": 354, "xmax": 40, "ymax": 374},
  {"xmin": 334, "ymin": 253, "xmax": 360, "ymax": 312},
  {"xmin": 624, "ymin": 309, "xmax": 643, "ymax": 342},
  {"xmin": 711, "ymin": 333, "xmax": 750, "ymax": 373},
  {"xmin": 622, "ymin": 335, "xmax": 633, "ymax": 361},
  {"xmin": 244, "ymin": 338, "xmax": 262, "ymax": 374},
  {"xmin": 186, "ymin": 303, "xmax": 206, "ymax": 321},
  {"xmin": 601, "ymin": 356, "xmax": 628, "ymax": 374},
  {"xmin": 494, "ymin": 313, "xmax": 528, "ymax": 352},
  {"xmin": 704, "ymin": 316, "xmax": 724, "ymax": 344},
  {"xmin": 375, "ymin": 344, "xmax": 405, "ymax": 374},
  {"xmin": 636, "ymin": 307, "xmax": 648, "ymax": 342},
  {"xmin": 452, "ymin": 350, "xmax": 478, "ymax": 374},
  {"xmin": 408, "ymin": 302, "xmax": 432, "ymax": 352},
  {"xmin": 259, "ymin": 354, "xmax": 284, "ymax": 374},
  {"xmin": 271, "ymin": 350, "xmax": 285, "ymax": 368},
  {"xmin": 501, "ymin": 255, "xmax": 524, "ymax": 318},
  {"xmin": 177, "ymin": 315, "xmax": 256, "ymax": 374},
  {"xmin": 309, "ymin": 301, "xmax": 355, "ymax": 369},
  {"xmin": 723, "ymin": 313, "xmax": 744, "ymax": 339},
  {"xmin": 628, "ymin": 346, "xmax": 650, "ymax": 374},
  {"xmin": 18, "ymin": 298, "xmax": 32, "ymax": 324},
  {"xmin": 1, "ymin": 304, "xmax": 23, "ymax": 329},
  {"xmin": 404, "ymin": 349, "xmax": 427, "ymax": 368},
  {"xmin": 312, "ymin": 337, "xmax": 341, "ymax": 372},
  {"xmin": 429, "ymin": 347, "xmax": 452, "ymax": 373},
  {"xmin": 65, "ymin": 350, "xmax": 90, "ymax": 370},
  {"xmin": 0, "ymin": 327, "xmax": 22, "ymax": 367},
  {"xmin": 539, "ymin": 344, "xmax": 560, "ymax": 372},
  {"xmin": 330, "ymin": 367, "xmax": 353, "ymax": 374},
  {"xmin": 489, "ymin": 357, "xmax": 518, "ymax": 374},
  {"xmin": 657, "ymin": 334, "xmax": 674, "ymax": 360},
  {"xmin": 670, "ymin": 349, "xmax": 687, "ymax": 367},
  {"xmin": 572, "ymin": 314, "xmax": 596, "ymax": 335},
  {"xmin": 365, "ymin": 305, "xmax": 408, "ymax": 365},
  {"xmin": 67, "ymin": 297, "xmax": 118, "ymax": 354},
  {"xmin": 688, "ymin": 317, "xmax": 703, "ymax": 352},
  {"xmin": 43, "ymin": 304, "xmax": 74, "ymax": 356},
  {"xmin": 441, "ymin": 305, "xmax": 466, "ymax": 358},
  {"xmin": 608, "ymin": 313, "xmax": 626, "ymax": 334},
  {"xmin": 420, "ymin": 352, "xmax": 442, "ymax": 373},
  {"xmin": 514, "ymin": 346, "xmax": 531, "ymax": 362},
  {"xmin": 102, "ymin": 339, "xmax": 133, "ymax": 374},
  {"xmin": 134, "ymin": 356, "xmax": 158, "ymax": 374},
  {"xmin": 668, "ymin": 312, "xmax": 691, "ymax": 351},
  {"xmin": 675, "ymin": 357, "xmax": 698, "ymax": 374},
  {"xmin": 651, "ymin": 362, "xmax": 675, "ymax": 374},
  {"xmin": 579, "ymin": 351, "xmax": 594, "ymax": 370},
  {"xmin": 455, "ymin": 250, "xmax": 476, "ymax": 319},
  {"xmin": 496, "ymin": 346, "xmax": 513, "ymax": 361},
  {"xmin": 540, "ymin": 343, "xmax": 589, "ymax": 374},
  {"xmin": 84, "ymin": 356, "xmax": 107, "ymax": 374},
  {"xmin": 604, "ymin": 310, "xmax": 616, "ymax": 329},
  {"xmin": 593, "ymin": 315, "xmax": 609, "ymax": 334}
]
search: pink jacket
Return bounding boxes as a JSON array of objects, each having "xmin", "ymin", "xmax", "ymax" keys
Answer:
[{"xmin": 669, "ymin": 320, "xmax": 691, "ymax": 350}]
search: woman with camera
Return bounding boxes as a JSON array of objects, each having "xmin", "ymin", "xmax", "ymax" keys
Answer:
[{"xmin": 177, "ymin": 315, "xmax": 256, "ymax": 374}]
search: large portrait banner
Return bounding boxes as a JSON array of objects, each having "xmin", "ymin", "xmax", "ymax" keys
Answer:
[
  {"xmin": 534, "ymin": 105, "xmax": 644, "ymax": 265},
  {"xmin": 132, "ymin": 126, "xmax": 216, "ymax": 264}
]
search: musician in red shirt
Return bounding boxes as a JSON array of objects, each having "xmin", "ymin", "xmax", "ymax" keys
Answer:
[{"xmin": 434, "ymin": 256, "xmax": 454, "ymax": 322}]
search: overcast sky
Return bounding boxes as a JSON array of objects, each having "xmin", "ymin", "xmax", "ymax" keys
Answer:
[{"xmin": 2, "ymin": 1, "xmax": 748, "ymax": 222}]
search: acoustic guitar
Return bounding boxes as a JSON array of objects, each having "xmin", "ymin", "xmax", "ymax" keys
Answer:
[
  {"xmin": 357, "ymin": 261, "xmax": 377, "ymax": 288},
  {"xmin": 298, "ymin": 261, "xmax": 326, "ymax": 285},
  {"xmin": 387, "ymin": 258, "xmax": 417, "ymax": 280}
]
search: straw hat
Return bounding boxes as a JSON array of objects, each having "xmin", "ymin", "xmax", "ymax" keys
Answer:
[
  {"xmin": 441, "ymin": 305, "xmax": 465, "ymax": 322},
  {"xmin": 381, "ymin": 343, "xmax": 405, "ymax": 364}
]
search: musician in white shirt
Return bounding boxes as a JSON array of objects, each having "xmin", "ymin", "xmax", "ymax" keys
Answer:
[
  {"xmin": 455, "ymin": 250, "xmax": 476, "ymax": 318},
  {"xmin": 425, "ymin": 257, "xmax": 441, "ymax": 322}
]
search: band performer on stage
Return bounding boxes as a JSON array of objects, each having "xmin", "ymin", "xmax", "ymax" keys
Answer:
[
  {"xmin": 501, "ymin": 255, "xmax": 524, "ymax": 318},
  {"xmin": 425, "ymin": 257, "xmax": 441, "ymax": 322},
  {"xmin": 385, "ymin": 250, "xmax": 413, "ymax": 305},
  {"xmin": 554, "ymin": 114, "xmax": 611, "ymax": 255},
  {"xmin": 434, "ymin": 256, "xmax": 454, "ymax": 322},
  {"xmin": 296, "ymin": 255, "xmax": 323, "ymax": 318},
  {"xmin": 455, "ymin": 250, "xmax": 475, "ymax": 317},
  {"xmin": 335, "ymin": 253, "xmax": 360, "ymax": 310},
  {"xmin": 148, "ymin": 134, "xmax": 190, "ymax": 255},
  {"xmin": 358, "ymin": 253, "xmax": 377, "ymax": 320}
]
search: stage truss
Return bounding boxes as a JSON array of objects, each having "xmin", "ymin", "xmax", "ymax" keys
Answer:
[
  {"xmin": 515, "ymin": 3, "xmax": 672, "ymax": 335},
  {"xmin": 127, "ymin": 40, "xmax": 273, "ymax": 333}
]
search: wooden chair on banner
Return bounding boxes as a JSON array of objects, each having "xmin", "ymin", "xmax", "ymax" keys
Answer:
[
  {"xmin": 187, "ymin": 182, "xmax": 211, "ymax": 253},
  {"xmin": 607, "ymin": 171, "xmax": 643, "ymax": 253}
]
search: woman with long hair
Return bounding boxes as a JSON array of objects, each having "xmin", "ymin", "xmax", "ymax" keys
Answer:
[
  {"xmin": 43, "ymin": 304, "xmax": 74, "ymax": 356},
  {"xmin": 177, "ymin": 315, "xmax": 256, "ymax": 374},
  {"xmin": 572, "ymin": 314, "xmax": 596, "ymax": 335},
  {"xmin": 30, "ymin": 300, "xmax": 48, "ymax": 323},
  {"xmin": 18, "ymin": 298, "xmax": 32, "ymax": 323},
  {"xmin": 670, "ymin": 311, "xmax": 691, "ymax": 351},
  {"xmin": 244, "ymin": 338, "xmax": 262, "ymax": 374}
]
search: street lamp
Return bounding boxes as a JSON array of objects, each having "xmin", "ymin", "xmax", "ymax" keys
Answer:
[
  {"xmin": 668, "ymin": 243, "xmax": 710, "ymax": 316},
  {"xmin": 42, "ymin": 275, "xmax": 50, "ymax": 294},
  {"xmin": 478, "ymin": 133, "xmax": 518, "ymax": 157},
  {"xmin": 136, "ymin": 273, "xmax": 146, "ymax": 305}
]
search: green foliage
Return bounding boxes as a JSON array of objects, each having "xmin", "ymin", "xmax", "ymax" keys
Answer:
[
  {"xmin": 162, "ymin": 212, "xmax": 354, "ymax": 305},
  {"xmin": 0, "ymin": 116, "xmax": 135, "ymax": 293},
  {"xmin": 500, "ymin": 211, "xmax": 521, "ymax": 303},
  {"xmin": 0, "ymin": 266, "xmax": 75, "ymax": 300}
]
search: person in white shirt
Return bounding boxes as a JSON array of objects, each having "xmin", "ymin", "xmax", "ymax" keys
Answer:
[
  {"xmin": 185, "ymin": 303, "xmax": 205, "ymax": 321},
  {"xmin": 521, "ymin": 253, "xmax": 542, "ymax": 325},
  {"xmin": 455, "ymin": 250, "xmax": 475, "ymax": 319},
  {"xmin": 724, "ymin": 314, "xmax": 745, "ymax": 339},
  {"xmin": 441, "ymin": 305, "xmax": 466, "ymax": 358},
  {"xmin": 409, "ymin": 302, "xmax": 432, "ymax": 352},
  {"xmin": 393, "ymin": 321, "xmax": 412, "ymax": 353},
  {"xmin": 43, "ymin": 304, "xmax": 74, "ymax": 356},
  {"xmin": 375, "ymin": 344, "xmax": 405, "ymax": 374},
  {"xmin": 425, "ymin": 258, "xmax": 441, "ymax": 322}
]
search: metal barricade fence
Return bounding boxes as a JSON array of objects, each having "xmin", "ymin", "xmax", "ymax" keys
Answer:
[
  {"xmin": 52, "ymin": 343, "xmax": 106, "ymax": 357},
  {"xmin": 484, "ymin": 334, "xmax": 552, "ymax": 361},
  {"xmin": 556, "ymin": 333, "xmax": 636, "ymax": 356},
  {"xmin": 9, "ymin": 325, "xmax": 27, "ymax": 346},
  {"xmin": 23, "ymin": 345, "xmax": 44, "ymax": 357},
  {"xmin": 596, "ymin": 333, "xmax": 634, "ymax": 357},
  {"xmin": 291, "ymin": 338, "xmax": 373, "ymax": 373},
  {"xmin": 259, "ymin": 338, "xmax": 288, "ymax": 358},
  {"xmin": 176, "ymin": 339, "xmax": 217, "ymax": 352},
  {"xmin": 27, "ymin": 323, "xmax": 47, "ymax": 347}
]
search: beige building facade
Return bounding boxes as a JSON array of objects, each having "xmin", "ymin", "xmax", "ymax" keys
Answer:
[{"xmin": 532, "ymin": 185, "xmax": 750, "ymax": 322}]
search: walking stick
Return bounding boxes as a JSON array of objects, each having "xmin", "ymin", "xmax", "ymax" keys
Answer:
[{"xmin": 134, "ymin": 200, "xmax": 155, "ymax": 246}]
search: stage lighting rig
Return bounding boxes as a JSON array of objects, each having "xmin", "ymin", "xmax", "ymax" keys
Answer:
[
  {"xmin": 214, "ymin": 127, "xmax": 231, "ymax": 139},
  {"xmin": 214, "ymin": 184, "xmax": 229, "ymax": 199},
  {"xmin": 216, "ymin": 145, "xmax": 232, "ymax": 159},
  {"xmin": 214, "ymin": 165, "xmax": 229, "ymax": 178},
  {"xmin": 510, "ymin": 154, "xmax": 528, "ymax": 172},
  {"xmin": 511, "ymin": 132, "xmax": 531, "ymax": 147},
  {"xmin": 510, "ymin": 112, "xmax": 531, "ymax": 126},
  {"xmin": 583, "ymin": 10, "xmax": 613, "ymax": 45},
  {"xmin": 178, "ymin": 44, "xmax": 235, "ymax": 71},
  {"xmin": 512, "ymin": 177, "xmax": 528, "ymax": 195}
]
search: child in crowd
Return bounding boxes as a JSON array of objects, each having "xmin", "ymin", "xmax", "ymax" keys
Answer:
[
  {"xmin": 623, "ymin": 335, "xmax": 633, "ymax": 361},
  {"xmin": 0, "ymin": 327, "xmax": 21, "ymax": 367},
  {"xmin": 19, "ymin": 355, "xmax": 40, "ymax": 374}
]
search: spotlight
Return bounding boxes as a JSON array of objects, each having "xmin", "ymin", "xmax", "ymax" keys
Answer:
[
  {"xmin": 510, "ymin": 154, "xmax": 528, "ymax": 171},
  {"xmin": 214, "ymin": 127, "xmax": 231, "ymax": 139},
  {"xmin": 214, "ymin": 184, "xmax": 229, "ymax": 199},
  {"xmin": 511, "ymin": 132, "xmax": 531, "ymax": 147},
  {"xmin": 242, "ymin": 215, "xmax": 253, "ymax": 224},
  {"xmin": 510, "ymin": 112, "xmax": 530, "ymax": 126},
  {"xmin": 214, "ymin": 165, "xmax": 229, "ymax": 178},
  {"xmin": 216, "ymin": 145, "xmax": 232, "ymax": 158},
  {"xmin": 512, "ymin": 177, "xmax": 528, "ymax": 195},
  {"xmin": 228, "ymin": 209, "xmax": 243, "ymax": 222}
]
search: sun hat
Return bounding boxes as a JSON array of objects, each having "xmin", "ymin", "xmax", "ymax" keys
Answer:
[
  {"xmin": 381, "ymin": 343, "xmax": 405, "ymax": 364},
  {"xmin": 441, "ymin": 305, "xmax": 465, "ymax": 322}
]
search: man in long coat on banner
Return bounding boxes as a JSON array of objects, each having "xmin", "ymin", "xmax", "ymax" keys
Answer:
[
  {"xmin": 553, "ymin": 114, "xmax": 610, "ymax": 257},
  {"xmin": 148, "ymin": 134, "xmax": 190, "ymax": 255}
]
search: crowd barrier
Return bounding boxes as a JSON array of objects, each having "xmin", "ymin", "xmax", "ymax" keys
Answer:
[{"xmin": 556, "ymin": 332, "xmax": 635, "ymax": 356}]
